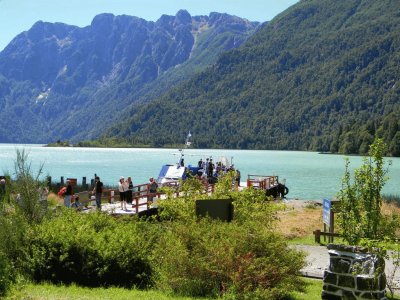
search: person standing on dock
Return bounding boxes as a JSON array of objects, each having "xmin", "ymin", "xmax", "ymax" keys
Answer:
[
  {"xmin": 203, "ymin": 158, "xmax": 209, "ymax": 179},
  {"xmin": 126, "ymin": 177, "xmax": 133, "ymax": 205},
  {"xmin": 119, "ymin": 176, "xmax": 128, "ymax": 210},
  {"xmin": 147, "ymin": 177, "xmax": 158, "ymax": 203},
  {"xmin": 93, "ymin": 176, "xmax": 103, "ymax": 210},
  {"xmin": 235, "ymin": 169, "xmax": 241, "ymax": 189},
  {"xmin": 207, "ymin": 159, "xmax": 214, "ymax": 178},
  {"xmin": 64, "ymin": 180, "xmax": 73, "ymax": 208}
]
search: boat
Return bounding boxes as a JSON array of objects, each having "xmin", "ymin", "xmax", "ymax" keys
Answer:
[
  {"xmin": 156, "ymin": 132, "xmax": 289, "ymax": 199},
  {"xmin": 156, "ymin": 132, "xmax": 234, "ymax": 186}
]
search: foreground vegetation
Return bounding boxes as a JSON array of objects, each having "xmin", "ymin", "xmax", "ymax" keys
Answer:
[
  {"xmin": 0, "ymin": 151, "xmax": 306, "ymax": 299},
  {"xmin": 2, "ymin": 141, "xmax": 400, "ymax": 299},
  {"xmin": 1, "ymin": 278, "xmax": 335, "ymax": 300}
]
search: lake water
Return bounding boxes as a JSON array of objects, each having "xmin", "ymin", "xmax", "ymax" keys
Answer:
[{"xmin": 0, "ymin": 144, "xmax": 399, "ymax": 200}]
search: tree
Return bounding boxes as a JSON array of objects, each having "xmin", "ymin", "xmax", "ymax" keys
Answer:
[
  {"xmin": 338, "ymin": 138, "xmax": 392, "ymax": 245},
  {"xmin": 12, "ymin": 149, "xmax": 47, "ymax": 223}
]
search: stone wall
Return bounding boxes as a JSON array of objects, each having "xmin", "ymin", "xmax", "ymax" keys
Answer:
[{"xmin": 322, "ymin": 244, "xmax": 387, "ymax": 300}]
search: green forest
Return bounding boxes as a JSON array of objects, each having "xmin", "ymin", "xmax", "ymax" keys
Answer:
[{"xmin": 95, "ymin": 0, "xmax": 400, "ymax": 156}]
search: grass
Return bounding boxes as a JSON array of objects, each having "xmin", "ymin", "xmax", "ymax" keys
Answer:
[
  {"xmin": 1, "ymin": 279, "xmax": 333, "ymax": 300},
  {"xmin": 287, "ymin": 278, "xmax": 324, "ymax": 300},
  {"xmin": 6, "ymin": 278, "xmax": 400, "ymax": 300},
  {"xmin": 277, "ymin": 204, "xmax": 323, "ymax": 241},
  {"xmin": 278, "ymin": 201, "xmax": 400, "ymax": 244},
  {"xmin": 5, "ymin": 282, "xmax": 207, "ymax": 300}
]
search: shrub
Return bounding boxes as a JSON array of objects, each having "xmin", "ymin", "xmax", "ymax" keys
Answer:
[
  {"xmin": 338, "ymin": 138, "xmax": 398, "ymax": 245},
  {"xmin": 11, "ymin": 149, "xmax": 48, "ymax": 223},
  {"xmin": 24, "ymin": 171, "xmax": 306, "ymax": 299},
  {"xmin": 27, "ymin": 210, "xmax": 160, "ymax": 288},
  {"xmin": 0, "ymin": 208, "xmax": 32, "ymax": 296},
  {"xmin": 0, "ymin": 251, "xmax": 11, "ymax": 296},
  {"xmin": 152, "ymin": 218, "xmax": 305, "ymax": 299},
  {"xmin": 153, "ymin": 176, "xmax": 305, "ymax": 299}
]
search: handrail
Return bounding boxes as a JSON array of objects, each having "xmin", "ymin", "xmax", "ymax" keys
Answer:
[
  {"xmin": 75, "ymin": 178, "xmax": 225, "ymax": 213},
  {"xmin": 246, "ymin": 175, "xmax": 279, "ymax": 190}
]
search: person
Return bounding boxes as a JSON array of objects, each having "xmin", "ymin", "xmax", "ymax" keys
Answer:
[
  {"xmin": 147, "ymin": 177, "xmax": 158, "ymax": 203},
  {"xmin": 40, "ymin": 186, "xmax": 49, "ymax": 201},
  {"xmin": 71, "ymin": 195, "xmax": 83, "ymax": 211},
  {"xmin": 119, "ymin": 176, "xmax": 128, "ymax": 210},
  {"xmin": 92, "ymin": 176, "xmax": 103, "ymax": 210},
  {"xmin": 198, "ymin": 158, "xmax": 203, "ymax": 168},
  {"xmin": 64, "ymin": 180, "xmax": 73, "ymax": 208},
  {"xmin": 0, "ymin": 178, "xmax": 6, "ymax": 202},
  {"xmin": 235, "ymin": 169, "xmax": 241, "ymax": 189},
  {"xmin": 208, "ymin": 159, "xmax": 214, "ymax": 178},
  {"xmin": 203, "ymin": 158, "xmax": 209, "ymax": 179},
  {"xmin": 126, "ymin": 177, "xmax": 133, "ymax": 205}
]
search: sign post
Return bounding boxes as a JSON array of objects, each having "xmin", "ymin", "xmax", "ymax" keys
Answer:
[
  {"xmin": 323, "ymin": 198, "xmax": 331, "ymax": 226},
  {"xmin": 323, "ymin": 198, "xmax": 335, "ymax": 243}
]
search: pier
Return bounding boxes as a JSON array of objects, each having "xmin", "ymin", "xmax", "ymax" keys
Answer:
[{"xmin": 52, "ymin": 174, "xmax": 288, "ymax": 215}]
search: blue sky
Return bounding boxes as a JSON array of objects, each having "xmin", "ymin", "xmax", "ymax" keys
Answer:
[{"xmin": 0, "ymin": 0, "xmax": 298, "ymax": 51}]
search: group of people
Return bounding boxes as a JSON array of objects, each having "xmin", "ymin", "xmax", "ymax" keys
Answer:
[
  {"xmin": 61, "ymin": 176, "xmax": 103, "ymax": 211},
  {"xmin": 118, "ymin": 176, "xmax": 159, "ymax": 210},
  {"xmin": 59, "ymin": 174, "xmax": 159, "ymax": 212},
  {"xmin": 196, "ymin": 158, "xmax": 241, "ymax": 186},
  {"xmin": 118, "ymin": 176, "xmax": 133, "ymax": 210}
]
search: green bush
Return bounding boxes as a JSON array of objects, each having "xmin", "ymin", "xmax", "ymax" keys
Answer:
[
  {"xmin": 0, "ymin": 251, "xmax": 11, "ymax": 296},
  {"xmin": 27, "ymin": 210, "xmax": 160, "ymax": 288},
  {"xmin": 152, "ymin": 218, "xmax": 305, "ymax": 299},
  {"xmin": 21, "ymin": 171, "xmax": 306, "ymax": 299},
  {"xmin": 11, "ymin": 149, "xmax": 48, "ymax": 223},
  {"xmin": 0, "ymin": 150, "xmax": 50, "ymax": 297},
  {"xmin": 154, "ymin": 177, "xmax": 305, "ymax": 299},
  {"xmin": 0, "ymin": 210, "xmax": 30, "ymax": 282},
  {"xmin": 338, "ymin": 138, "xmax": 398, "ymax": 245}
]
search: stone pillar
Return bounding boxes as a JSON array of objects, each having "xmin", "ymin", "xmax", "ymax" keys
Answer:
[{"xmin": 322, "ymin": 244, "xmax": 386, "ymax": 300}]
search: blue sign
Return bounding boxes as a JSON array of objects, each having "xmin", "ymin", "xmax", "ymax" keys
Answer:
[{"xmin": 323, "ymin": 198, "xmax": 331, "ymax": 226}]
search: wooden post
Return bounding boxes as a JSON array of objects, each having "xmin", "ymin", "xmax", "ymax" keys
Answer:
[
  {"xmin": 330, "ymin": 209, "xmax": 335, "ymax": 243},
  {"xmin": 313, "ymin": 229, "xmax": 321, "ymax": 244}
]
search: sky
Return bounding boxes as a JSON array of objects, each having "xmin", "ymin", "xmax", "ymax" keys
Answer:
[{"xmin": 0, "ymin": 0, "xmax": 299, "ymax": 51}]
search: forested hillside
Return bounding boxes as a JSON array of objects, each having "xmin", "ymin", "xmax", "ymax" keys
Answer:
[
  {"xmin": 100, "ymin": 0, "xmax": 400, "ymax": 155},
  {"xmin": 0, "ymin": 11, "xmax": 257, "ymax": 143}
]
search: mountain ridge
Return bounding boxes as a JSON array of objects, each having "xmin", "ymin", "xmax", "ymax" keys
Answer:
[
  {"xmin": 0, "ymin": 10, "xmax": 258, "ymax": 143},
  {"xmin": 99, "ymin": 0, "xmax": 400, "ymax": 155}
]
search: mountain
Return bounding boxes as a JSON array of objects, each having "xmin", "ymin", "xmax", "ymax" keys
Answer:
[
  {"xmin": 100, "ymin": 0, "xmax": 400, "ymax": 155},
  {"xmin": 0, "ymin": 10, "xmax": 258, "ymax": 143}
]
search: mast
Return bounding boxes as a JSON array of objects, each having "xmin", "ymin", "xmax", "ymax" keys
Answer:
[{"xmin": 178, "ymin": 131, "xmax": 192, "ymax": 166}]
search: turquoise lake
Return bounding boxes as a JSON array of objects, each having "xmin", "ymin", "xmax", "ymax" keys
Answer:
[{"xmin": 0, "ymin": 144, "xmax": 399, "ymax": 200}]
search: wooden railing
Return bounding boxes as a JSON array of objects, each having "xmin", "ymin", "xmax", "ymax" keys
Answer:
[
  {"xmin": 247, "ymin": 175, "xmax": 279, "ymax": 190},
  {"xmin": 74, "ymin": 179, "xmax": 220, "ymax": 213}
]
